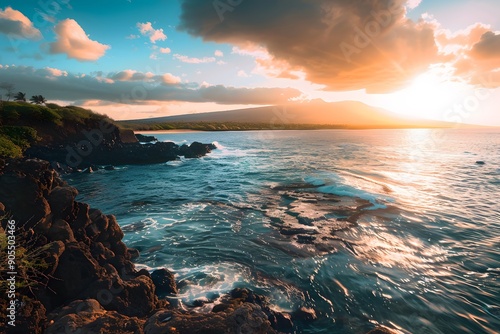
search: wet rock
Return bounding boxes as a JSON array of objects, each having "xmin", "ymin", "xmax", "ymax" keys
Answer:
[
  {"xmin": 296, "ymin": 234, "xmax": 317, "ymax": 244},
  {"xmin": 136, "ymin": 134, "xmax": 158, "ymax": 143},
  {"xmin": 127, "ymin": 248, "xmax": 140, "ymax": 260},
  {"xmin": 292, "ymin": 307, "xmax": 317, "ymax": 321},
  {"xmin": 180, "ymin": 141, "xmax": 217, "ymax": 158},
  {"xmin": 366, "ymin": 326, "xmax": 399, "ymax": 334},
  {"xmin": 279, "ymin": 227, "xmax": 319, "ymax": 236},
  {"xmin": 476, "ymin": 161, "xmax": 485, "ymax": 165},
  {"xmin": 151, "ymin": 268, "xmax": 178, "ymax": 296}
]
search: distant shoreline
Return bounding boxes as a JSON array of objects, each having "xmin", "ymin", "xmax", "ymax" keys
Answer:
[{"xmin": 135, "ymin": 129, "xmax": 203, "ymax": 134}]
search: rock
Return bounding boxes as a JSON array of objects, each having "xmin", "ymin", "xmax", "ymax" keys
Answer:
[
  {"xmin": 180, "ymin": 141, "xmax": 217, "ymax": 158},
  {"xmin": 45, "ymin": 299, "xmax": 145, "ymax": 334},
  {"xmin": 8, "ymin": 300, "xmax": 47, "ymax": 334},
  {"xmin": 135, "ymin": 134, "xmax": 158, "ymax": 143},
  {"xmin": 296, "ymin": 234, "xmax": 317, "ymax": 244},
  {"xmin": 127, "ymin": 248, "xmax": 140, "ymax": 260},
  {"xmin": 42, "ymin": 241, "xmax": 66, "ymax": 276},
  {"xmin": 151, "ymin": 268, "xmax": 178, "ymax": 296},
  {"xmin": 145, "ymin": 304, "xmax": 279, "ymax": 334},
  {"xmin": 47, "ymin": 219, "xmax": 75, "ymax": 242},
  {"xmin": 49, "ymin": 243, "xmax": 102, "ymax": 307},
  {"xmin": 476, "ymin": 161, "xmax": 485, "ymax": 165},
  {"xmin": 292, "ymin": 306, "xmax": 317, "ymax": 321},
  {"xmin": 48, "ymin": 186, "xmax": 78, "ymax": 220},
  {"xmin": 366, "ymin": 326, "xmax": 399, "ymax": 334},
  {"xmin": 280, "ymin": 227, "xmax": 319, "ymax": 236}
]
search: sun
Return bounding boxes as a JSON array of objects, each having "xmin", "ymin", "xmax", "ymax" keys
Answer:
[{"xmin": 385, "ymin": 72, "xmax": 461, "ymax": 120}]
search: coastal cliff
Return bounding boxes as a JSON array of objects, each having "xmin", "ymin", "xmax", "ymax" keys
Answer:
[{"xmin": 0, "ymin": 101, "xmax": 216, "ymax": 171}]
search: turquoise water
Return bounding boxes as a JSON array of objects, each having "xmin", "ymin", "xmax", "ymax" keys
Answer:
[{"xmin": 67, "ymin": 129, "xmax": 500, "ymax": 334}]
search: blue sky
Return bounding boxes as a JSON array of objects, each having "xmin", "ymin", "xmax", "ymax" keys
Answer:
[{"xmin": 0, "ymin": 0, "xmax": 499, "ymax": 124}]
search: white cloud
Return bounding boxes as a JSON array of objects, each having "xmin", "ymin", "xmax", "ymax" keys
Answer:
[
  {"xmin": 136, "ymin": 22, "xmax": 166, "ymax": 43},
  {"xmin": 45, "ymin": 67, "xmax": 67, "ymax": 77},
  {"xmin": 126, "ymin": 34, "xmax": 140, "ymax": 39},
  {"xmin": 160, "ymin": 47, "xmax": 171, "ymax": 54},
  {"xmin": 406, "ymin": 0, "xmax": 422, "ymax": 10},
  {"xmin": 49, "ymin": 19, "xmax": 110, "ymax": 62},
  {"xmin": 173, "ymin": 54, "xmax": 216, "ymax": 64},
  {"xmin": 162, "ymin": 73, "xmax": 181, "ymax": 84},
  {"xmin": 214, "ymin": 50, "xmax": 224, "ymax": 57},
  {"xmin": 0, "ymin": 7, "xmax": 42, "ymax": 40},
  {"xmin": 237, "ymin": 70, "xmax": 249, "ymax": 77}
]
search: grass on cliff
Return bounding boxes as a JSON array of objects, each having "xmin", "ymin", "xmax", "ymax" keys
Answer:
[
  {"xmin": 0, "ymin": 221, "xmax": 51, "ymax": 295},
  {"xmin": 0, "ymin": 101, "xmax": 111, "ymax": 158}
]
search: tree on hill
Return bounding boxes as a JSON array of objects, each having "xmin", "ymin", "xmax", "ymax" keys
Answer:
[
  {"xmin": 30, "ymin": 95, "xmax": 47, "ymax": 105},
  {"xmin": 0, "ymin": 82, "xmax": 14, "ymax": 101},
  {"xmin": 14, "ymin": 92, "xmax": 27, "ymax": 102}
]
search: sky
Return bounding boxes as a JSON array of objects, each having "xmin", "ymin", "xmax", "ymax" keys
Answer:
[{"xmin": 0, "ymin": 0, "xmax": 499, "ymax": 125}]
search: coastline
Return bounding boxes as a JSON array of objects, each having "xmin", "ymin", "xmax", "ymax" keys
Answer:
[{"xmin": 135, "ymin": 129, "xmax": 204, "ymax": 134}]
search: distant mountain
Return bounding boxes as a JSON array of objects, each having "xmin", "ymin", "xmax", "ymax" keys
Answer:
[{"xmin": 119, "ymin": 99, "xmax": 460, "ymax": 129}]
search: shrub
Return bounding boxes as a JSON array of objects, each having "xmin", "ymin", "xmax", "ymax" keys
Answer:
[
  {"xmin": 0, "ymin": 126, "xmax": 40, "ymax": 150},
  {"xmin": 0, "ymin": 134, "xmax": 22, "ymax": 158}
]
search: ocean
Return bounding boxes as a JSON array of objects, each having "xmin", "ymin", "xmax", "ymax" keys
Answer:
[{"xmin": 66, "ymin": 129, "xmax": 500, "ymax": 334}]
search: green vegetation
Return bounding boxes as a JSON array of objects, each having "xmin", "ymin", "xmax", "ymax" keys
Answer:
[
  {"xmin": 0, "ymin": 126, "xmax": 40, "ymax": 158},
  {"xmin": 0, "ymin": 101, "xmax": 110, "ymax": 158},
  {"xmin": 1, "ymin": 102, "xmax": 62, "ymax": 125},
  {"xmin": 0, "ymin": 222, "xmax": 51, "ymax": 294}
]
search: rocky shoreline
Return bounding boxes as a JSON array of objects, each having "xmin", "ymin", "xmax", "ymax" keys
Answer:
[{"xmin": 0, "ymin": 158, "xmax": 303, "ymax": 333}]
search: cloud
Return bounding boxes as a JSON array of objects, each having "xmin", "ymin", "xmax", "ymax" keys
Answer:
[
  {"xmin": 237, "ymin": 70, "xmax": 249, "ymax": 77},
  {"xmin": 406, "ymin": 0, "xmax": 422, "ymax": 10},
  {"xmin": 214, "ymin": 50, "xmax": 224, "ymax": 57},
  {"xmin": 178, "ymin": 0, "xmax": 440, "ymax": 93},
  {"xmin": 0, "ymin": 65, "xmax": 301, "ymax": 105},
  {"xmin": 160, "ymin": 47, "xmax": 171, "ymax": 54},
  {"xmin": 470, "ymin": 31, "xmax": 500, "ymax": 59},
  {"xmin": 0, "ymin": 7, "xmax": 42, "ymax": 40},
  {"xmin": 49, "ymin": 19, "xmax": 110, "ymax": 61},
  {"xmin": 437, "ymin": 24, "xmax": 500, "ymax": 88},
  {"xmin": 126, "ymin": 34, "xmax": 140, "ymax": 39},
  {"xmin": 173, "ymin": 54, "xmax": 216, "ymax": 64},
  {"xmin": 137, "ymin": 22, "xmax": 167, "ymax": 43}
]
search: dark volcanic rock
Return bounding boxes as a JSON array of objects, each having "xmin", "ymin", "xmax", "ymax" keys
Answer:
[
  {"xmin": 136, "ymin": 134, "xmax": 158, "ymax": 143},
  {"xmin": 151, "ymin": 268, "xmax": 178, "ymax": 296},
  {"xmin": 48, "ymin": 186, "xmax": 78, "ymax": 220},
  {"xmin": 26, "ymin": 137, "xmax": 216, "ymax": 169},
  {"xmin": 45, "ymin": 299, "xmax": 145, "ymax": 334},
  {"xmin": 179, "ymin": 141, "xmax": 217, "ymax": 158},
  {"xmin": 292, "ymin": 306, "xmax": 318, "ymax": 321}
]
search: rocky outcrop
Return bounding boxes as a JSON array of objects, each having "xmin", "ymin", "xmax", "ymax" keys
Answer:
[
  {"xmin": 135, "ymin": 134, "xmax": 158, "ymax": 143},
  {"xmin": 0, "ymin": 159, "xmax": 162, "ymax": 333},
  {"xmin": 26, "ymin": 141, "xmax": 217, "ymax": 171}
]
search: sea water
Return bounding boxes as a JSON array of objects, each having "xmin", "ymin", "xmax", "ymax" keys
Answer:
[{"xmin": 67, "ymin": 129, "xmax": 500, "ymax": 334}]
